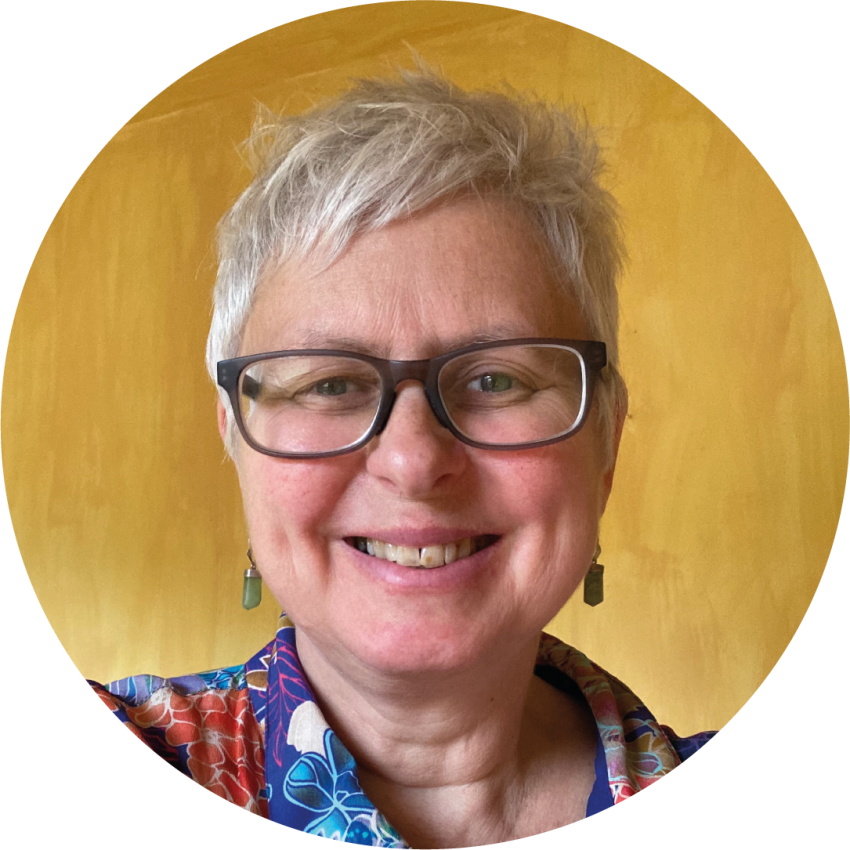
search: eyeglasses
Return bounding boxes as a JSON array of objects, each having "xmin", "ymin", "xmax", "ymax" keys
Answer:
[{"xmin": 217, "ymin": 338, "xmax": 607, "ymax": 458}]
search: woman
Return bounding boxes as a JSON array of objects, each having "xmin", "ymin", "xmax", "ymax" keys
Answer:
[{"xmin": 91, "ymin": 69, "xmax": 713, "ymax": 847}]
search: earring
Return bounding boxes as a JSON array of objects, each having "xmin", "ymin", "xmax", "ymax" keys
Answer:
[
  {"xmin": 583, "ymin": 542, "xmax": 604, "ymax": 607},
  {"xmin": 242, "ymin": 547, "xmax": 262, "ymax": 610}
]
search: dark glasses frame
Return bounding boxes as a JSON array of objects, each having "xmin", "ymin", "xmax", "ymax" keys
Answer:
[{"xmin": 217, "ymin": 338, "xmax": 607, "ymax": 458}]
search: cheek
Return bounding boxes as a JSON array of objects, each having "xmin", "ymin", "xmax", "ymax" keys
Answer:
[
  {"xmin": 485, "ymin": 437, "xmax": 607, "ymax": 528},
  {"xmin": 483, "ymin": 440, "xmax": 606, "ymax": 612},
  {"xmin": 236, "ymin": 454, "xmax": 357, "ymax": 553}
]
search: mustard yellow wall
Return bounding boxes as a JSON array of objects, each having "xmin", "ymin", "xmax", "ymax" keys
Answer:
[{"xmin": 2, "ymin": 2, "xmax": 846, "ymax": 735}]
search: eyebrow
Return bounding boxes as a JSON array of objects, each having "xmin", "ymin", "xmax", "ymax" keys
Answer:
[{"xmin": 287, "ymin": 324, "xmax": 538, "ymax": 357}]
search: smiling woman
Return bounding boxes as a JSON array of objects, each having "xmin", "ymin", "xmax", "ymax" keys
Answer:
[
  {"xmin": 82, "ymin": 69, "xmax": 713, "ymax": 846},
  {"xmin": 229, "ymin": 198, "xmax": 613, "ymax": 679}
]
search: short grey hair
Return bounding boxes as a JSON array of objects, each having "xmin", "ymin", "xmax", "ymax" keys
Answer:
[{"xmin": 207, "ymin": 67, "xmax": 627, "ymax": 459}]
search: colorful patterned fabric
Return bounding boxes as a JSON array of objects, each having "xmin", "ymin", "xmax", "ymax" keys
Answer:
[
  {"xmin": 91, "ymin": 616, "xmax": 714, "ymax": 841},
  {"xmin": 91, "ymin": 666, "xmax": 268, "ymax": 815}
]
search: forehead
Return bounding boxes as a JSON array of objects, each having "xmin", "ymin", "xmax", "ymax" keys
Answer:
[{"xmin": 242, "ymin": 197, "xmax": 588, "ymax": 358}]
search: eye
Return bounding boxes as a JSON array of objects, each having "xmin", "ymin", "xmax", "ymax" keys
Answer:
[
  {"xmin": 471, "ymin": 372, "xmax": 514, "ymax": 392},
  {"xmin": 313, "ymin": 378, "xmax": 350, "ymax": 396}
]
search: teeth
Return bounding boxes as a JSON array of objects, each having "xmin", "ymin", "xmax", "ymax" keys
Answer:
[
  {"xmin": 420, "ymin": 545, "xmax": 445, "ymax": 568},
  {"xmin": 396, "ymin": 545, "xmax": 421, "ymax": 566},
  {"xmin": 350, "ymin": 535, "xmax": 493, "ymax": 568}
]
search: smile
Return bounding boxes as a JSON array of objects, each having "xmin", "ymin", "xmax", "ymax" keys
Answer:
[{"xmin": 346, "ymin": 535, "xmax": 499, "ymax": 569}]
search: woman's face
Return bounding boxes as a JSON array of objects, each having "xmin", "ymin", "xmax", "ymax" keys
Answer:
[{"xmin": 223, "ymin": 198, "xmax": 619, "ymax": 675}]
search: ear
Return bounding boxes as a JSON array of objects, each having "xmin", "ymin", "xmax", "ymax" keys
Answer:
[
  {"xmin": 216, "ymin": 398, "xmax": 229, "ymax": 444},
  {"xmin": 602, "ymin": 396, "xmax": 627, "ymax": 496}
]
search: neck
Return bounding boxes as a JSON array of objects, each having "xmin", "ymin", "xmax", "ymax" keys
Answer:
[
  {"xmin": 293, "ymin": 628, "xmax": 596, "ymax": 847},
  {"xmin": 296, "ymin": 627, "xmax": 541, "ymax": 786}
]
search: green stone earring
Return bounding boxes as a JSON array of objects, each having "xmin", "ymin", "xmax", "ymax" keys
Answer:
[
  {"xmin": 583, "ymin": 542, "xmax": 604, "ymax": 607},
  {"xmin": 242, "ymin": 547, "xmax": 262, "ymax": 610}
]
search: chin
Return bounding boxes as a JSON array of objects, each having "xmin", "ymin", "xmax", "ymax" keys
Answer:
[{"xmin": 334, "ymin": 609, "xmax": 522, "ymax": 678}]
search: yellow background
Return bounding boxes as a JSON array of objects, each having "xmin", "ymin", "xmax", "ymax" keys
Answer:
[{"xmin": 2, "ymin": 2, "xmax": 846, "ymax": 735}]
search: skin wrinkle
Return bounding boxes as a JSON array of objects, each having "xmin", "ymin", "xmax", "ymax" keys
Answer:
[
  {"xmin": 297, "ymin": 631, "xmax": 594, "ymax": 846},
  {"xmin": 219, "ymin": 197, "xmax": 621, "ymax": 847}
]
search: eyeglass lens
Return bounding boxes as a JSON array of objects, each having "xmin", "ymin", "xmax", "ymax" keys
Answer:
[{"xmin": 238, "ymin": 344, "xmax": 587, "ymax": 455}]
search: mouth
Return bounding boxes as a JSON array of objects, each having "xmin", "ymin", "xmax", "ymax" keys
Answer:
[{"xmin": 344, "ymin": 534, "xmax": 500, "ymax": 569}]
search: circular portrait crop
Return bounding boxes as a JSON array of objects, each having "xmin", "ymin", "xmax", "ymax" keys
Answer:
[{"xmin": 2, "ymin": 1, "xmax": 847, "ymax": 847}]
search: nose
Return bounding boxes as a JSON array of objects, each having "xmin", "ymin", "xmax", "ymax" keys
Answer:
[{"xmin": 365, "ymin": 382, "xmax": 467, "ymax": 498}]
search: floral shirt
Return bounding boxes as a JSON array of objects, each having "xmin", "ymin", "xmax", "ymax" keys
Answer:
[{"xmin": 90, "ymin": 615, "xmax": 714, "ymax": 843}]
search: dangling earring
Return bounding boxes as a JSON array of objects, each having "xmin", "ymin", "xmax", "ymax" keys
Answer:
[
  {"xmin": 242, "ymin": 546, "xmax": 262, "ymax": 610},
  {"xmin": 583, "ymin": 542, "xmax": 604, "ymax": 607}
]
